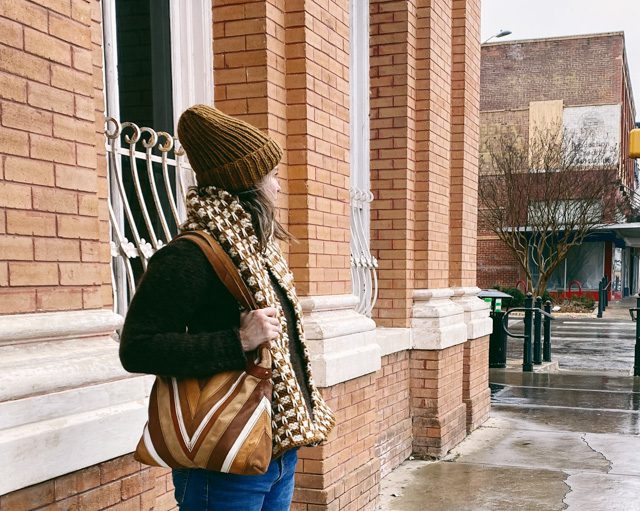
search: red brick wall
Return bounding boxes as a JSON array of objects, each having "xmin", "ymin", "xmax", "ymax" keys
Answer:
[
  {"xmin": 0, "ymin": 455, "xmax": 175, "ymax": 511},
  {"xmin": 369, "ymin": 0, "xmax": 417, "ymax": 328},
  {"xmin": 376, "ymin": 351, "xmax": 412, "ymax": 479},
  {"xmin": 0, "ymin": 0, "xmax": 112, "ymax": 315},
  {"xmin": 477, "ymin": 236, "xmax": 523, "ymax": 289},
  {"xmin": 410, "ymin": 344, "xmax": 466, "ymax": 457},
  {"xmin": 284, "ymin": 0, "xmax": 352, "ymax": 297},
  {"xmin": 449, "ymin": 0, "xmax": 480, "ymax": 288},
  {"xmin": 212, "ymin": 0, "xmax": 290, "ymax": 244},
  {"xmin": 481, "ymin": 34, "xmax": 625, "ymax": 111},
  {"xmin": 294, "ymin": 374, "xmax": 380, "ymax": 511},
  {"xmin": 414, "ymin": 0, "xmax": 453, "ymax": 291},
  {"xmin": 463, "ymin": 336, "xmax": 490, "ymax": 432}
]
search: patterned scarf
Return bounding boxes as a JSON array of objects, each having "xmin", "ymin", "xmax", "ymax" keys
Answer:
[{"xmin": 182, "ymin": 186, "xmax": 335, "ymax": 457}]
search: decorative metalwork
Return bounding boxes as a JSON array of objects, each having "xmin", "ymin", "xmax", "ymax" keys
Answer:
[
  {"xmin": 350, "ymin": 188, "xmax": 378, "ymax": 317},
  {"xmin": 106, "ymin": 117, "xmax": 195, "ymax": 314}
]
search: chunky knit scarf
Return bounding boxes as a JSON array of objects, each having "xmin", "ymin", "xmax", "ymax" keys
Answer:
[{"xmin": 182, "ymin": 186, "xmax": 335, "ymax": 457}]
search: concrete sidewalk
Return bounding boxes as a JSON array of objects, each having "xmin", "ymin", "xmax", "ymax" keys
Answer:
[{"xmin": 378, "ymin": 371, "xmax": 640, "ymax": 511}]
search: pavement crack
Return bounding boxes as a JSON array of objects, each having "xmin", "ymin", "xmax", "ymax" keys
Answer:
[
  {"xmin": 580, "ymin": 434, "xmax": 613, "ymax": 473},
  {"xmin": 561, "ymin": 473, "xmax": 572, "ymax": 510}
]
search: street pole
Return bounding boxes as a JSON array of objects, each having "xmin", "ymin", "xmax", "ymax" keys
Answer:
[
  {"xmin": 523, "ymin": 293, "xmax": 533, "ymax": 372},
  {"xmin": 635, "ymin": 295, "xmax": 640, "ymax": 377}
]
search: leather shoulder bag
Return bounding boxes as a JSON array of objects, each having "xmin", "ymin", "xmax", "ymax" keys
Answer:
[{"xmin": 133, "ymin": 230, "xmax": 273, "ymax": 475}]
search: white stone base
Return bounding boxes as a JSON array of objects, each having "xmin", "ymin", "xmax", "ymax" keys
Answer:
[
  {"xmin": 451, "ymin": 287, "xmax": 493, "ymax": 340},
  {"xmin": 301, "ymin": 294, "xmax": 380, "ymax": 387},
  {"xmin": 0, "ymin": 309, "xmax": 153, "ymax": 496},
  {"xmin": 411, "ymin": 288, "xmax": 468, "ymax": 350}
]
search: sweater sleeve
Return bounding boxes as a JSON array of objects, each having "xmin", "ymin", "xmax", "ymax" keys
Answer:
[{"xmin": 119, "ymin": 239, "xmax": 247, "ymax": 378}]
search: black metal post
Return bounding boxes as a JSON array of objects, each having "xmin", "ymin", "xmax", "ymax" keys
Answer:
[
  {"xmin": 489, "ymin": 309, "xmax": 507, "ymax": 368},
  {"xmin": 635, "ymin": 296, "xmax": 640, "ymax": 377},
  {"xmin": 533, "ymin": 296, "xmax": 542, "ymax": 364},
  {"xmin": 523, "ymin": 293, "xmax": 533, "ymax": 372},
  {"xmin": 543, "ymin": 300, "xmax": 552, "ymax": 362},
  {"xmin": 597, "ymin": 280, "xmax": 604, "ymax": 318}
]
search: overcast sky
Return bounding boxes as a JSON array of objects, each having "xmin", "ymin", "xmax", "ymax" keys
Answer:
[{"xmin": 481, "ymin": 0, "xmax": 640, "ymax": 121}]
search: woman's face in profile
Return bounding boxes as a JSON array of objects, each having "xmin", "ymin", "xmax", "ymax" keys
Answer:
[{"xmin": 261, "ymin": 168, "xmax": 281, "ymax": 203}]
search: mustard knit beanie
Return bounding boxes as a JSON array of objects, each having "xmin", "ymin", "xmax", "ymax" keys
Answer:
[{"xmin": 177, "ymin": 104, "xmax": 283, "ymax": 192}]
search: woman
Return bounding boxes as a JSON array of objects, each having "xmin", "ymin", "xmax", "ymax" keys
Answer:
[{"xmin": 119, "ymin": 105, "xmax": 335, "ymax": 510}]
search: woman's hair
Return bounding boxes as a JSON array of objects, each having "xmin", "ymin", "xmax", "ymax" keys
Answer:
[{"xmin": 236, "ymin": 186, "xmax": 292, "ymax": 249}]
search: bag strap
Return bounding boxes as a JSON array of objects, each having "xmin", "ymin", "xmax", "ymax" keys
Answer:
[{"xmin": 172, "ymin": 230, "xmax": 258, "ymax": 311}]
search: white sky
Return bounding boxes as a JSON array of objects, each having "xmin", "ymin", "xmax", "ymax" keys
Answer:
[{"xmin": 481, "ymin": 0, "xmax": 640, "ymax": 120}]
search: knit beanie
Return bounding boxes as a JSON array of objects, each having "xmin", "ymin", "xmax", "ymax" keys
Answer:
[{"xmin": 177, "ymin": 104, "xmax": 283, "ymax": 192}]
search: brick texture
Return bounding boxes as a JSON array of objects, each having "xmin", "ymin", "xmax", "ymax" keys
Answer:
[
  {"xmin": 293, "ymin": 373, "xmax": 380, "ymax": 511},
  {"xmin": 0, "ymin": 0, "xmax": 111, "ymax": 314},
  {"xmin": 410, "ymin": 344, "xmax": 467, "ymax": 458},
  {"xmin": 376, "ymin": 352, "xmax": 412, "ymax": 479},
  {"xmin": 449, "ymin": 0, "xmax": 480, "ymax": 287},
  {"xmin": 462, "ymin": 336, "xmax": 490, "ymax": 432},
  {"xmin": 369, "ymin": 0, "xmax": 417, "ymax": 328},
  {"xmin": 284, "ymin": 0, "xmax": 352, "ymax": 297},
  {"xmin": 0, "ymin": 454, "xmax": 175, "ymax": 511}
]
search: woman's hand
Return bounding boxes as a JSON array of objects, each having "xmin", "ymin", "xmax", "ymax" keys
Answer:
[{"xmin": 239, "ymin": 307, "xmax": 281, "ymax": 351}]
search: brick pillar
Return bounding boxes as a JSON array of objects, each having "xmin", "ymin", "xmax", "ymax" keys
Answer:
[
  {"xmin": 449, "ymin": 0, "xmax": 480, "ymax": 288},
  {"xmin": 369, "ymin": 0, "xmax": 418, "ymax": 328},
  {"xmin": 451, "ymin": 287, "xmax": 492, "ymax": 433},
  {"xmin": 414, "ymin": 0, "xmax": 453, "ymax": 291},
  {"xmin": 282, "ymin": 2, "xmax": 381, "ymax": 509},
  {"xmin": 212, "ymin": 0, "xmax": 290, "ymax": 233},
  {"xmin": 447, "ymin": 1, "xmax": 490, "ymax": 434},
  {"xmin": 214, "ymin": 3, "xmax": 381, "ymax": 510}
]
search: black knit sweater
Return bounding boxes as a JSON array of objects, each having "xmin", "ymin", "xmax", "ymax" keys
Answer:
[{"xmin": 119, "ymin": 239, "xmax": 313, "ymax": 410}]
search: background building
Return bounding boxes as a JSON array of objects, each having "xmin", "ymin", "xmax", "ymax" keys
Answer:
[
  {"xmin": 0, "ymin": 1, "xmax": 490, "ymax": 509},
  {"xmin": 477, "ymin": 32, "xmax": 638, "ymax": 298}
]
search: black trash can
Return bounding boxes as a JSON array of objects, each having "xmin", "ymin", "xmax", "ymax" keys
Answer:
[{"xmin": 478, "ymin": 290, "xmax": 513, "ymax": 368}]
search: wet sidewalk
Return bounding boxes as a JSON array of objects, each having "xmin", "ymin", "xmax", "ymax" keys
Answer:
[{"xmin": 378, "ymin": 371, "xmax": 640, "ymax": 511}]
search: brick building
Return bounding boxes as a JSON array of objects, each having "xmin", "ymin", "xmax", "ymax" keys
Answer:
[
  {"xmin": 0, "ymin": 1, "xmax": 491, "ymax": 509},
  {"xmin": 478, "ymin": 33, "xmax": 638, "ymax": 297}
]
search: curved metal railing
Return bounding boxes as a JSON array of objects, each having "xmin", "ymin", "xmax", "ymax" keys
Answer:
[
  {"xmin": 105, "ymin": 117, "xmax": 195, "ymax": 314},
  {"xmin": 350, "ymin": 188, "xmax": 378, "ymax": 317}
]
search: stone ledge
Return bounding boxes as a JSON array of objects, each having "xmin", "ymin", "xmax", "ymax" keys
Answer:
[
  {"xmin": 376, "ymin": 327, "xmax": 412, "ymax": 357},
  {"xmin": 451, "ymin": 286, "xmax": 493, "ymax": 340},
  {"xmin": 0, "ymin": 309, "xmax": 151, "ymax": 495},
  {"xmin": 301, "ymin": 294, "xmax": 380, "ymax": 387},
  {"xmin": 0, "ymin": 376, "xmax": 152, "ymax": 495},
  {"xmin": 0, "ymin": 309, "xmax": 122, "ymax": 346},
  {"xmin": 412, "ymin": 288, "xmax": 468, "ymax": 350}
]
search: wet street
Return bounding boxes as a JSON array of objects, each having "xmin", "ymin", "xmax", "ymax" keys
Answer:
[
  {"xmin": 506, "ymin": 316, "xmax": 637, "ymax": 374},
  {"xmin": 378, "ymin": 301, "xmax": 640, "ymax": 511}
]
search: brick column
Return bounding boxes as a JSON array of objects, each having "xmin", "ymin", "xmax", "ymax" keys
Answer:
[
  {"xmin": 449, "ymin": 0, "xmax": 480, "ymax": 288},
  {"xmin": 370, "ymin": 0, "xmax": 480, "ymax": 459},
  {"xmin": 369, "ymin": 0, "xmax": 418, "ymax": 328},
  {"xmin": 283, "ymin": 2, "xmax": 381, "ymax": 509},
  {"xmin": 451, "ymin": 287, "xmax": 492, "ymax": 432},
  {"xmin": 447, "ymin": 1, "xmax": 491, "ymax": 434},
  {"xmin": 212, "ymin": 0, "xmax": 290, "ymax": 233},
  {"xmin": 213, "ymin": 2, "xmax": 381, "ymax": 509}
]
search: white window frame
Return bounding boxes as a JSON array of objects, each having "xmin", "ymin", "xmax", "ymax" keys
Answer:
[{"xmin": 103, "ymin": 0, "xmax": 213, "ymax": 315}]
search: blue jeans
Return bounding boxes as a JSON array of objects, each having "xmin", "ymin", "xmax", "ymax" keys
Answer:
[{"xmin": 172, "ymin": 449, "xmax": 298, "ymax": 510}]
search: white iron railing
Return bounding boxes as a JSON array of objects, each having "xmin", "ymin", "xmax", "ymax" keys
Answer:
[
  {"xmin": 105, "ymin": 117, "xmax": 195, "ymax": 314},
  {"xmin": 350, "ymin": 189, "xmax": 378, "ymax": 317}
]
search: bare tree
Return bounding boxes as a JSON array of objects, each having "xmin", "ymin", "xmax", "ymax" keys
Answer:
[{"xmin": 479, "ymin": 123, "xmax": 629, "ymax": 296}]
